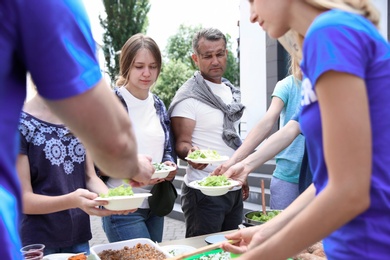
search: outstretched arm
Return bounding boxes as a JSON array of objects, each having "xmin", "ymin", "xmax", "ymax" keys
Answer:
[
  {"xmin": 44, "ymin": 79, "xmax": 153, "ymax": 183},
  {"xmin": 214, "ymin": 97, "xmax": 284, "ymax": 175},
  {"xmin": 215, "ymin": 120, "xmax": 301, "ymax": 184}
]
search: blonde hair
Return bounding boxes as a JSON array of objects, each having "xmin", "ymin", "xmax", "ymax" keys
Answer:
[
  {"xmin": 287, "ymin": 0, "xmax": 381, "ymax": 63},
  {"xmin": 305, "ymin": 0, "xmax": 380, "ymax": 27},
  {"xmin": 289, "ymin": 55, "xmax": 303, "ymax": 81}
]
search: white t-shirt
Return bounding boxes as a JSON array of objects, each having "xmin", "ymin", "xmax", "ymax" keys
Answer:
[
  {"xmin": 171, "ymin": 80, "xmax": 240, "ymax": 186},
  {"xmin": 106, "ymin": 87, "xmax": 165, "ymax": 208}
]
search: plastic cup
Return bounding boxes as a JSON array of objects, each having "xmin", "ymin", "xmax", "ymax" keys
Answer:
[
  {"xmin": 20, "ymin": 244, "xmax": 45, "ymax": 260},
  {"xmin": 22, "ymin": 250, "xmax": 43, "ymax": 260}
]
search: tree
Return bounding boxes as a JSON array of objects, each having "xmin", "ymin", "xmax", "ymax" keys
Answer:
[
  {"xmin": 100, "ymin": 0, "xmax": 151, "ymax": 84},
  {"xmin": 153, "ymin": 24, "xmax": 240, "ymax": 107},
  {"xmin": 153, "ymin": 60, "xmax": 193, "ymax": 108},
  {"xmin": 165, "ymin": 24, "xmax": 202, "ymax": 69}
]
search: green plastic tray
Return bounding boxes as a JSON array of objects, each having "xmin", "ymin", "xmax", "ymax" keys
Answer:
[{"xmin": 184, "ymin": 248, "xmax": 241, "ymax": 259}]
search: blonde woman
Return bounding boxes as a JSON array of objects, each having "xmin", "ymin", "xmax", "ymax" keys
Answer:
[{"xmin": 220, "ymin": 0, "xmax": 390, "ymax": 259}]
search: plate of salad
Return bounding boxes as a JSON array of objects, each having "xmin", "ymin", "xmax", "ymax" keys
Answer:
[
  {"xmin": 185, "ymin": 149, "xmax": 229, "ymax": 164},
  {"xmin": 189, "ymin": 175, "xmax": 241, "ymax": 196},
  {"xmin": 151, "ymin": 162, "xmax": 176, "ymax": 179},
  {"xmin": 95, "ymin": 185, "xmax": 152, "ymax": 210}
]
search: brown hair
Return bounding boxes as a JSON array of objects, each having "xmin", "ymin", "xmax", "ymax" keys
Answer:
[{"xmin": 116, "ymin": 33, "xmax": 162, "ymax": 87}]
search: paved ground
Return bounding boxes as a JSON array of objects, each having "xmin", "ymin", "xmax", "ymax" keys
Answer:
[{"xmin": 89, "ymin": 215, "xmax": 186, "ymax": 246}]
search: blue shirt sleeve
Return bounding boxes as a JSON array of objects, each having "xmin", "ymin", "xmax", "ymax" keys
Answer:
[
  {"xmin": 20, "ymin": 0, "xmax": 102, "ymax": 99},
  {"xmin": 301, "ymin": 11, "xmax": 370, "ymax": 87}
]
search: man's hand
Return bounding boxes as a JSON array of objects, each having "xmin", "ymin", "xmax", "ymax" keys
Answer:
[
  {"xmin": 187, "ymin": 146, "xmax": 208, "ymax": 170},
  {"xmin": 127, "ymin": 154, "xmax": 154, "ymax": 187}
]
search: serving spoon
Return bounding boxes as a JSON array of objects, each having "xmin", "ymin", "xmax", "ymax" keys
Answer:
[{"xmin": 261, "ymin": 179, "xmax": 267, "ymax": 216}]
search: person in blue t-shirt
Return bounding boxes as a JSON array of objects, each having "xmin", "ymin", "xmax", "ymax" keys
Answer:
[
  {"xmin": 0, "ymin": 1, "xmax": 154, "ymax": 259},
  {"xmin": 214, "ymin": 54, "xmax": 305, "ymax": 210},
  {"xmin": 220, "ymin": 1, "xmax": 390, "ymax": 259}
]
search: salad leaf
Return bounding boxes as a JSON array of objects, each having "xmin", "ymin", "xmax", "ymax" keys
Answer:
[
  {"xmin": 198, "ymin": 175, "xmax": 231, "ymax": 187},
  {"xmin": 250, "ymin": 210, "xmax": 281, "ymax": 222},
  {"xmin": 99, "ymin": 185, "xmax": 134, "ymax": 198},
  {"xmin": 188, "ymin": 149, "xmax": 221, "ymax": 160},
  {"xmin": 153, "ymin": 162, "xmax": 171, "ymax": 171}
]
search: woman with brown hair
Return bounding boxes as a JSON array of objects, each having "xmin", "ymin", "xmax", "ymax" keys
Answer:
[{"xmin": 102, "ymin": 34, "xmax": 177, "ymax": 243}]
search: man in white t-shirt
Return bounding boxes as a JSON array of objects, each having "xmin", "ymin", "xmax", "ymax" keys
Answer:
[{"xmin": 168, "ymin": 28, "xmax": 245, "ymax": 238}]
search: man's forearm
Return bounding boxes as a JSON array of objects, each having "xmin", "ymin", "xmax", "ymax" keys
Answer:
[
  {"xmin": 45, "ymin": 79, "xmax": 139, "ymax": 179},
  {"xmin": 175, "ymin": 142, "xmax": 193, "ymax": 160}
]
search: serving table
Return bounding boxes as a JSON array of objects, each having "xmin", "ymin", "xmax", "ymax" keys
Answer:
[{"xmin": 159, "ymin": 230, "xmax": 235, "ymax": 249}]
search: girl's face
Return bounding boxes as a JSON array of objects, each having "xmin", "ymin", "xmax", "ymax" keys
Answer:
[
  {"xmin": 127, "ymin": 48, "xmax": 159, "ymax": 92},
  {"xmin": 249, "ymin": 0, "xmax": 292, "ymax": 39}
]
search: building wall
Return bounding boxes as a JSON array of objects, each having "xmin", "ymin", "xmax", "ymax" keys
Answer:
[
  {"xmin": 238, "ymin": 0, "xmax": 267, "ymax": 139},
  {"xmin": 239, "ymin": 0, "xmax": 390, "ymax": 140}
]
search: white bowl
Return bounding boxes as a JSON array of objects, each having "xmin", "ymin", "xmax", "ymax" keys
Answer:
[
  {"xmin": 151, "ymin": 165, "xmax": 176, "ymax": 179},
  {"xmin": 189, "ymin": 179, "xmax": 241, "ymax": 196},
  {"xmin": 94, "ymin": 193, "xmax": 152, "ymax": 210},
  {"xmin": 90, "ymin": 238, "xmax": 170, "ymax": 260},
  {"xmin": 185, "ymin": 155, "xmax": 229, "ymax": 164}
]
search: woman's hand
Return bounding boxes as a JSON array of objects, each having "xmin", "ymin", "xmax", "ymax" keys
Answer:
[
  {"xmin": 221, "ymin": 162, "xmax": 249, "ymax": 185},
  {"xmin": 220, "ymin": 225, "xmax": 263, "ymax": 254},
  {"xmin": 163, "ymin": 161, "xmax": 177, "ymax": 181},
  {"xmin": 71, "ymin": 188, "xmax": 136, "ymax": 217},
  {"xmin": 212, "ymin": 157, "xmax": 236, "ymax": 176}
]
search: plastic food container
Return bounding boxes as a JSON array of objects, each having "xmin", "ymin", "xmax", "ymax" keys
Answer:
[{"xmin": 90, "ymin": 238, "xmax": 170, "ymax": 260}]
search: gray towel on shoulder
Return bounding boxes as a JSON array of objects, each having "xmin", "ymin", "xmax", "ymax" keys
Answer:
[{"xmin": 168, "ymin": 71, "xmax": 245, "ymax": 150}]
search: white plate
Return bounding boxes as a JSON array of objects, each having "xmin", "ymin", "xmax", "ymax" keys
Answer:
[
  {"xmin": 43, "ymin": 253, "xmax": 76, "ymax": 260},
  {"xmin": 90, "ymin": 238, "xmax": 170, "ymax": 260},
  {"xmin": 94, "ymin": 193, "xmax": 152, "ymax": 210},
  {"xmin": 189, "ymin": 179, "xmax": 241, "ymax": 196},
  {"xmin": 161, "ymin": 245, "xmax": 197, "ymax": 257},
  {"xmin": 151, "ymin": 165, "xmax": 176, "ymax": 179},
  {"xmin": 185, "ymin": 155, "xmax": 229, "ymax": 164}
]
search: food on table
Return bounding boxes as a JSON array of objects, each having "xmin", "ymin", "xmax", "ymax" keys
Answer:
[
  {"xmin": 153, "ymin": 162, "xmax": 171, "ymax": 171},
  {"xmin": 68, "ymin": 253, "xmax": 87, "ymax": 260},
  {"xmin": 198, "ymin": 175, "xmax": 231, "ymax": 187},
  {"xmin": 185, "ymin": 249, "xmax": 232, "ymax": 260},
  {"xmin": 292, "ymin": 241, "xmax": 326, "ymax": 259},
  {"xmin": 187, "ymin": 149, "xmax": 221, "ymax": 160},
  {"xmin": 99, "ymin": 185, "xmax": 134, "ymax": 198},
  {"xmin": 249, "ymin": 210, "xmax": 281, "ymax": 222},
  {"xmin": 197, "ymin": 251, "xmax": 231, "ymax": 260},
  {"xmin": 97, "ymin": 243, "xmax": 166, "ymax": 260}
]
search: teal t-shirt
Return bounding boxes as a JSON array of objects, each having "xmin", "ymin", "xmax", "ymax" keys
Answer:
[{"xmin": 271, "ymin": 75, "xmax": 304, "ymax": 183}]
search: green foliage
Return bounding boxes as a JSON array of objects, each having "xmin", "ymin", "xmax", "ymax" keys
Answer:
[
  {"xmin": 152, "ymin": 60, "xmax": 194, "ymax": 108},
  {"xmin": 165, "ymin": 24, "xmax": 202, "ymax": 69},
  {"xmin": 224, "ymin": 34, "xmax": 240, "ymax": 87},
  {"xmin": 100, "ymin": 0, "xmax": 151, "ymax": 84}
]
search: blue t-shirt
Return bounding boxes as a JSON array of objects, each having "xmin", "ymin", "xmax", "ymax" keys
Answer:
[
  {"xmin": 271, "ymin": 75, "xmax": 305, "ymax": 183},
  {"xmin": 0, "ymin": 1, "xmax": 101, "ymax": 259},
  {"xmin": 300, "ymin": 9, "xmax": 390, "ymax": 258}
]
